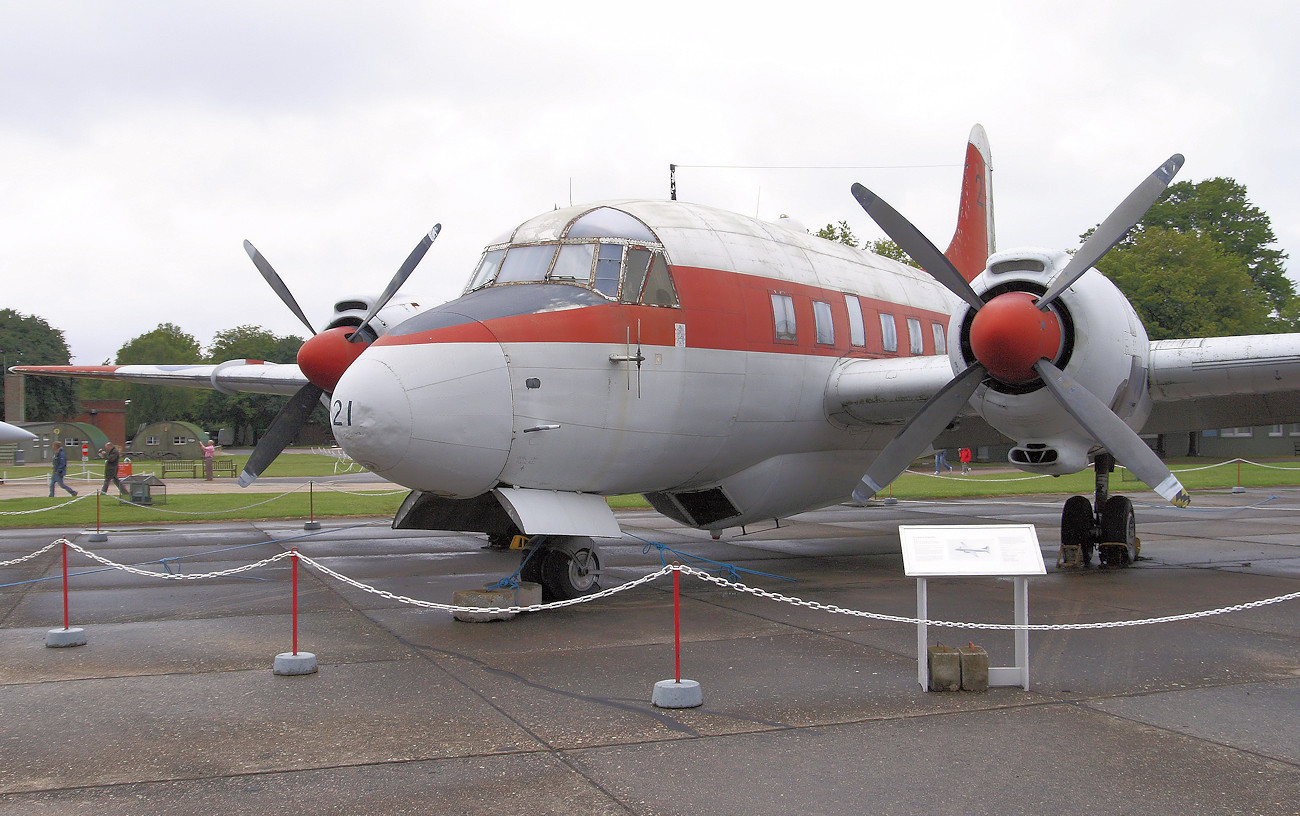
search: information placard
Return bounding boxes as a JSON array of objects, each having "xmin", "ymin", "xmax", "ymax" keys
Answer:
[{"xmin": 899, "ymin": 524, "xmax": 1046, "ymax": 577}]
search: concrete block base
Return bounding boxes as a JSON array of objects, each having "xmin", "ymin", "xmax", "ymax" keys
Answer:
[
  {"xmin": 86, "ymin": 531, "xmax": 109, "ymax": 542},
  {"xmin": 652, "ymin": 679, "xmax": 703, "ymax": 708},
  {"xmin": 273, "ymin": 651, "xmax": 318, "ymax": 675},
  {"xmin": 453, "ymin": 582, "xmax": 543, "ymax": 622},
  {"xmin": 46, "ymin": 627, "xmax": 87, "ymax": 648},
  {"xmin": 959, "ymin": 645, "xmax": 989, "ymax": 692},
  {"xmin": 303, "ymin": 521, "xmax": 321, "ymax": 530},
  {"xmin": 927, "ymin": 644, "xmax": 961, "ymax": 692}
]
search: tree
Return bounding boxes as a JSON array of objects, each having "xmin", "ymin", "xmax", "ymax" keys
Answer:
[
  {"xmin": 192, "ymin": 325, "xmax": 308, "ymax": 445},
  {"xmin": 112, "ymin": 324, "xmax": 203, "ymax": 433},
  {"xmin": 867, "ymin": 238, "xmax": 920, "ymax": 268},
  {"xmin": 0, "ymin": 309, "xmax": 79, "ymax": 422},
  {"xmin": 816, "ymin": 221, "xmax": 859, "ymax": 247},
  {"xmin": 1099, "ymin": 227, "xmax": 1271, "ymax": 340},
  {"xmin": 1101, "ymin": 177, "xmax": 1295, "ymax": 330}
]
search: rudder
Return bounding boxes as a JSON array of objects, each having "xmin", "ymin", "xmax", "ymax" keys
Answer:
[{"xmin": 943, "ymin": 124, "xmax": 995, "ymax": 282}]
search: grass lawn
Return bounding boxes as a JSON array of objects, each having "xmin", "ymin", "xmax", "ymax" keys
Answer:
[{"xmin": 2, "ymin": 453, "xmax": 1297, "ymax": 530}]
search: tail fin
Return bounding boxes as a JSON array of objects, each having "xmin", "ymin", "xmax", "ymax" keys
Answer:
[{"xmin": 943, "ymin": 124, "xmax": 995, "ymax": 282}]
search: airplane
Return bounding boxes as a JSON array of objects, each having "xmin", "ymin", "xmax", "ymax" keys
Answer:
[
  {"xmin": 0, "ymin": 421, "xmax": 37, "ymax": 444},
  {"xmin": 14, "ymin": 125, "xmax": 1300, "ymax": 601}
]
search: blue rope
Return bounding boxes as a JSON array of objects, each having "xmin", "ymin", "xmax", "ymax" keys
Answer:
[
  {"xmin": 485, "ymin": 541, "xmax": 543, "ymax": 590},
  {"xmin": 627, "ymin": 533, "xmax": 796, "ymax": 583}
]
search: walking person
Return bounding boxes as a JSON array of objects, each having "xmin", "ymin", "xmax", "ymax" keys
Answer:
[
  {"xmin": 99, "ymin": 442, "xmax": 127, "ymax": 495},
  {"xmin": 198, "ymin": 437, "xmax": 216, "ymax": 480},
  {"xmin": 959, "ymin": 446, "xmax": 972, "ymax": 474},
  {"xmin": 934, "ymin": 449, "xmax": 953, "ymax": 475},
  {"xmin": 48, "ymin": 441, "xmax": 78, "ymax": 497}
]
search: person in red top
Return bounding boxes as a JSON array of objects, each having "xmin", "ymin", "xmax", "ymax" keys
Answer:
[
  {"xmin": 198, "ymin": 438, "xmax": 216, "ymax": 481},
  {"xmin": 958, "ymin": 446, "xmax": 972, "ymax": 474}
]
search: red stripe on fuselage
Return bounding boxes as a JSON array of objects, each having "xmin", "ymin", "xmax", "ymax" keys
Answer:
[{"xmin": 377, "ymin": 267, "xmax": 952, "ymax": 358}]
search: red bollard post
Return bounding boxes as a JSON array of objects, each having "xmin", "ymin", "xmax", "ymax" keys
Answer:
[
  {"xmin": 673, "ymin": 567, "xmax": 681, "ymax": 683},
  {"xmin": 273, "ymin": 546, "xmax": 317, "ymax": 675},
  {"xmin": 304, "ymin": 481, "xmax": 321, "ymax": 530},
  {"xmin": 651, "ymin": 564, "xmax": 702, "ymax": 708},
  {"xmin": 62, "ymin": 539, "xmax": 70, "ymax": 631},
  {"xmin": 291, "ymin": 548, "xmax": 299, "ymax": 656},
  {"xmin": 46, "ymin": 540, "xmax": 87, "ymax": 647},
  {"xmin": 89, "ymin": 491, "xmax": 108, "ymax": 542}
]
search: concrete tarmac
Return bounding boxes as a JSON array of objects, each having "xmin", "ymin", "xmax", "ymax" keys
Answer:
[{"xmin": 1, "ymin": 486, "xmax": 1299, "ymax": 815}]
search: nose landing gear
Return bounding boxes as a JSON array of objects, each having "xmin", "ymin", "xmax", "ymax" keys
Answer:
[
  {"xmin": 518, "ymin": 535, "xmax": 603, "ymax": 601},
  {"xmin": 1058, "ymin": 453, "xmax": 1139, "ymax": 568}
]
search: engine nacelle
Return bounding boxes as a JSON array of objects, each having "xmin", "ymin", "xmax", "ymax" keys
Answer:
[{"xmin": 950, "ymin": 248, "xmax": 1153, "ymax": 475}]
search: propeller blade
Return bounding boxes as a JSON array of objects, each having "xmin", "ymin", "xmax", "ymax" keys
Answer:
[
  {"xmin": 851, "ymin": 183, "xmax": 985, "ymax": 312},
  {"xmin": 349, "ymin": 224, "xmax": 442, "ymax": 344},
  {"xmin": 1033, "ymin": 359, "xmax": 1190, "ymax": 507},
  {"xmin": 243, "ymin": 240, "xmax": 317, "ymax": 336},
  {"xmin": 851, "ymin": 363, "xmax": 987, "ymax": 502},
  {"xmin": 1036, "ymin": 154, "xmax": 1184, "ymax": 309},
  {"xmin": 237, "ymin": 383, "xmax": 325, "ymax": 487}
]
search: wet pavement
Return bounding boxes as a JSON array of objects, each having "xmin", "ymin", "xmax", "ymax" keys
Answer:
[{"xmin": 1, "ymin": 486, "xmax": 1298, "ymax": 815}]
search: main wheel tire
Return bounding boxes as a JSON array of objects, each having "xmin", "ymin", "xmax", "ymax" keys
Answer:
[
  {"xmin": 1100, "ymin": 495, "xmax": 1136, "ymax": 566},
  {"xmin": 540, "ymin": 545, "xmax": 601, "ymax": 602},
  {"xmin": 1061, "ymin": 495, "xmax": 1095, "ymax": 564}
]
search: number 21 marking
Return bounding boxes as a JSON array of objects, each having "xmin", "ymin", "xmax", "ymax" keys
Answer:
[{"xmin": 332, "ymin": 399, "xmax": 353, "ymax": 426}]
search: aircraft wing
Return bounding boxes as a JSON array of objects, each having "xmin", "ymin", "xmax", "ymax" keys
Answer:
[
  {"xmin": 11, "ymin": 361, "xmax": 309, "ymax": 397},
  {"xmin": 1145, "ymin": 334, "xmax": 1300, "ymax": 432},
  {"xmin": 827, "ymin": 332, "xmax": 1300, "ymax": 443}
]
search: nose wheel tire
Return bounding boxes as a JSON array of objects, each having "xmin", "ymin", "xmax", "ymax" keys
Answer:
[
  {"xmin": 1061, "ymin": 494, "xmax": 1096, "ymax": 566},
  {"xmin": 1099, "ymin": 495, "xmax": 1137, "ymax": 566},
  {"xmin": 518, "ymin": 535, "xmax": 603, "ymax": 601}
]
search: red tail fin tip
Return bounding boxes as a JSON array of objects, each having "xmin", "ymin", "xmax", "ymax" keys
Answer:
[{"xmin": 944, "ymin": 124, "xmax": 996, "ymax": 282}]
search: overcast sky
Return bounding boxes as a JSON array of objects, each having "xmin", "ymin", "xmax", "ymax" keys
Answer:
[{"xmin": 3, "ymin": 1, "xmax": 1298, "ymax": 365}]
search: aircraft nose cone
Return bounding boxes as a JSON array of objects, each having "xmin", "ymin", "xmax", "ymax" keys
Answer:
[
  {"xmin": 331, "ymin": 334, "xmax": 514, "ymax": 497},
  {"xmin": 330, "ymin": 356, "xmax": 414, "ymax": 473}
]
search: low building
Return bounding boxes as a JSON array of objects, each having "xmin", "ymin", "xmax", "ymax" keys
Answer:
[{"xmin": 129, "ymin": 421, "xmax": 211, "ymax": 460}]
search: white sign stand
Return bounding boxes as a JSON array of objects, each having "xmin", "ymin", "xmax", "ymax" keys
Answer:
[{"xmin": 899, "ymin": 524, "xmax": 1046, "ymax": 691}]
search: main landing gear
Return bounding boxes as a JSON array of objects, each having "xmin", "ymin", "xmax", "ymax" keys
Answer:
[
  {"xmin": 1059, "ymin": 453, "xmax": 1138, "ymax": 568},
  {"xmin": 518, "ymin": 535, "xmax": 603, "ymax": 602}
]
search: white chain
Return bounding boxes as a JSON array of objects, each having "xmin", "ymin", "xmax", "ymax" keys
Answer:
[
  {"xmin": 0, "ymin": 542, "xmax": 57, "ymax": 566},
  {"xmin": 62, "ymin": 539, "xmax": 295, "ymax": 580},
  {"xmin": 0, "ymin": 495, "xmax": 88, "ymax": 515},
  {"xmin": 7, "ymin": 541, "xmax": 1300, "ymax": 627}
]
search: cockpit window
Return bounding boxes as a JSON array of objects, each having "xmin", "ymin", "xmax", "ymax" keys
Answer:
[
  {"xmin": 549, "ymin": 243, "xmax": 595, "ymax": 283},
  {"xmin": 495, "ymin": 244, "xmax": 556, "ymax": 284},
  {"xmin": 463, "ymin": 206, "xmax": 679, "ymax": 308},
  {"xmin": 566, "ymin": 207, "xmax": 658, "ymax": 242}
]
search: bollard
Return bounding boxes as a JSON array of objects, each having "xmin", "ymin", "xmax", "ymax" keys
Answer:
[
  {"xmin": 652, "ymin": 567, "xmax": 703, "ymax": 708},
  {"xmin": 274, "ymin": 549, "xmax": 317, "ymax": 675},
  {"xmin": 47, "ymin": 540, "xmax": 87, "ymax": 648},
  {"xmin": 88, "ymin": 491, "xmax": 108, "ymax": 542},
  {"xmin": 304, "ymin": 481, "xmax": 321, "ymax": 530}
]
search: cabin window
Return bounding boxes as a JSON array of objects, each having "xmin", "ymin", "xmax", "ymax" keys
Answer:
[
  {"xmin": 1291, "ymin": 424, "xmax": 1300, "ymax": 436},
  {"xmin": 845, "ymin": 295, "xmax": 865, "ymax": 347},
  {"xmin": 772, "ymin": 294, "xmax": 797, "ymax": 342},
  {"xmin": 1221, "ymin": 427, "xmax": 1254, "ymax": 438},
  {"xmin": 813, "ymin": 300, "xmax": 834, "ymax": 345},
  {"xmin": 880, "ymin": 313, "xmax": 898, "ymax": 352},
  {"xmin": 932, "ymin": 322, "xmax": 947, "ymax": 355},
  {"xmin": 173, "ymin": 435, "xmax": 186, "ymax": 445},
  {"xmin": 549, "ymin": 244, "xmax": 596, "ymax": 284},
  {"xmin": 146, "ymin": 436, "xmax": 159, "ymax": 446},
  {"xmin": 496, "ymin": 244, "xmax": 557, "ymax": 283},
  {"xmin": 1269, "ymin": 424, "xmax": 1284, "ymax": 437},
  {"xmin": 906, "ymin": 318, "xmax": 923, "ymax": 355},
  {"xmin": 594, "ymin": 244, "xmax": 623, "ymax": 297}
]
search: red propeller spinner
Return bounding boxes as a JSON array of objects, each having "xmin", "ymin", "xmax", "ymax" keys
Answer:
[
  {"xmin": 296, "ymin": 326, "xmax": 368, "ymax": 393},
  {"xmin": 967, "ymin": 291, "xmax": 1063, "ymax": 384}
]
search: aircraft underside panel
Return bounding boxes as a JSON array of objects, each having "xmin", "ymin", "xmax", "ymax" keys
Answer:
[{"xmin": 497, "ymin": 341, "xmax": 871, "ymax": 495}]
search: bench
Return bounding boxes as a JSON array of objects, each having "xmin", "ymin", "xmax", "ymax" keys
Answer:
[
  {"xmin": 211, "ymin": 458, "xmax": 236, "ymax": 478},
  {"xmin": 162, "ymin": 460, "xmax": 200, "ymax": 478}
]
